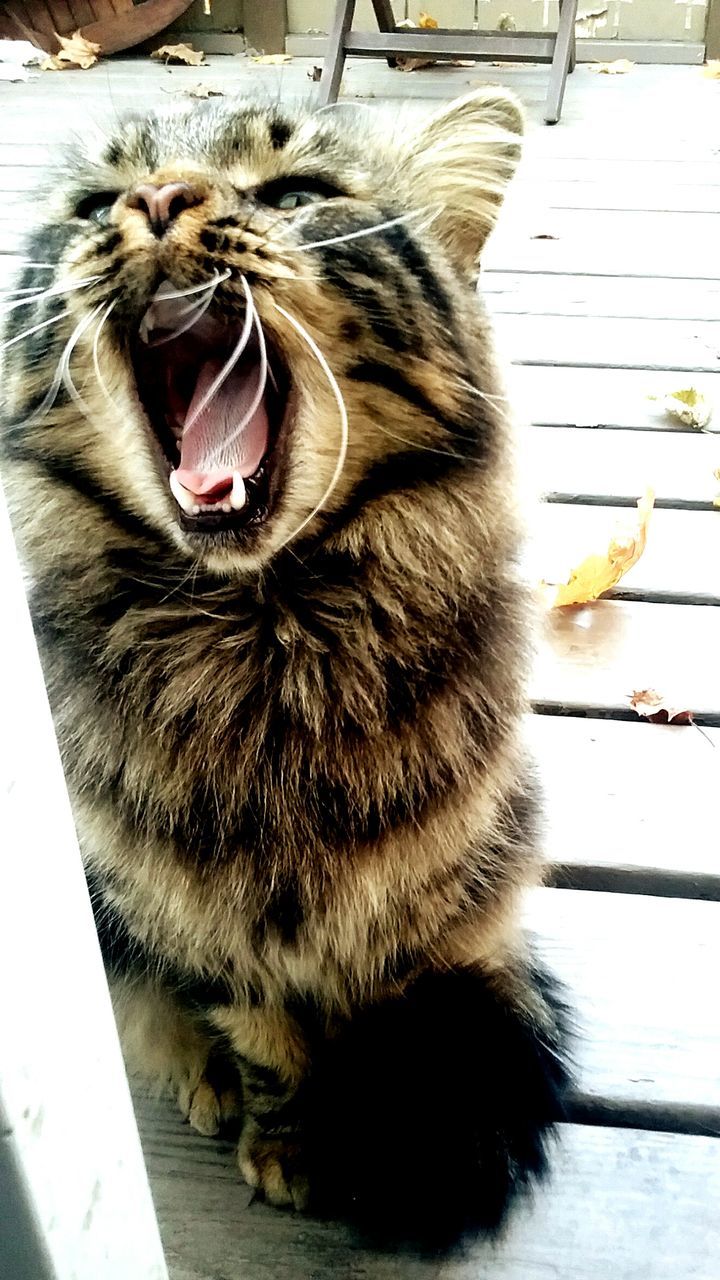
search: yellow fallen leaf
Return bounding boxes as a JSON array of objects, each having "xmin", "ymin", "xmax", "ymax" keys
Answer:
[
  {"xmin": 714, "ymin": 467, "xmax": 720, "ymax": 508},
  {"xmin": 541, "ymin": 488, "xmax": 655, "ymax": 608},
  {"xmin": 649, "ymin": 386, "xmax": 712, "ymax": 430},
  {"xmin": 41, "ymin": 30, "xmax": 100, "ymax": 70},
  {"xmin": 151, "ymin": 43, "xmax": 205, "ymax": 66},
  {"xmin": 702, "ymin": 60, "xmax": 720, "ymax": 79},
  {"xmin": 588, "ymin": 59, "xmax": 635, "ymax": 74},
  {"xmin": 419, "ymin": 12, "xmax": 439, "ymax": 27},
  {"xmin": 251, "ymin": 53, "xmax": 292, "ymax": 64}
]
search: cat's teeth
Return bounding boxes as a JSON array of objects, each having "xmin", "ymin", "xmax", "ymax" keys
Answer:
[
  {"xmin": 221, "ymin": 503, "xmax": 232, "ymax": 514},
  {"xmin": 169, "ymin": 470, "xmax": 198, "ymax": 515},
  {"xmin": 230, "ymin": 472, "xmax": 246, "ymax": 511}
]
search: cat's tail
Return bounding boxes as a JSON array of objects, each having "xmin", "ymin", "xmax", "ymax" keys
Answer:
[{"xmin": 304, "ymin": 957, "xmax": 573, "ymax": 1253}]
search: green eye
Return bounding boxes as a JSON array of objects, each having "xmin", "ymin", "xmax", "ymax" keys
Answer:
[
  {"xmin": 75, "ymin": 192, "xmax": 119, "ymax": 225},
  {"xmin": 271, "ymin": 189, "xmax": 326, "ymax": 210}
]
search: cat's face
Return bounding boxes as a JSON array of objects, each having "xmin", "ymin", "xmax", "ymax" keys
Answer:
[{"xmin": 2, "ymin": 92, "xmax": 522, "ymax": 575}]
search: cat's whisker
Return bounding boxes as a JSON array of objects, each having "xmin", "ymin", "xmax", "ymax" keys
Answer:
[
  {"xmin": 153, "ymin": 270, "xmax": 231, "ymax": 306},
  {"xmin": 20, "ymin": 305, "xmax": 103, "ymax": 426},
  {"xmin": 291, "ymin": 210, "xmax": 425, "ymax": 254},
  {"xmin": 272, "ymin": 301, "xmax": 349, "ymax": 549},
  {"xmin": 0, "ymin": 275, "xmax": 105, "ymax": 317},
  {"xmin": 149, "ymin": 283, "xmax": 219, "ymax": 349},
  {"xmin": 457, "ymin": 378, "xmax": 509, "ymax": 407},
  {"xmin": 60, "ymin": 300, "xmax": 107, "ymax": 417},
  {"xmin": 92, "ymin": 297, "xmax": 122, "ymax": 415},
  {"xmin": 183, "ymin": 276, "xmax": 255, "ymax": 434},
  {"xmin": 374, "ymin": 419, "xmax": 474, "ymax": 463},
  {"xmin": 0, "ymin": 308, "xmax": 70, "ymax": 354},
  {"xmin": 215, "ymin": 290, "xmax": 268, "ymax": 458}
]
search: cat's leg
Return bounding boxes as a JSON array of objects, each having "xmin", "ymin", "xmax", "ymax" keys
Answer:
[
  {"xmin": 110, "ymin": 975, "xmax": 241, "ymax": 1136},
  {"xmin": 210, "ymin": 1003, "xmax": 310, "ymax": 1209}
]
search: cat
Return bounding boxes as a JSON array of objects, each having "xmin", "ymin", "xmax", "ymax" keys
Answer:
[{"xmin": 0, "ymin": 88, "xmax": 572, "ymax": 1251}]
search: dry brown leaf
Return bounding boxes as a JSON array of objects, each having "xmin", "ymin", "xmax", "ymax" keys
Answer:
[
  {"xmin": 588, "ymin": 58, "xmax": 635, "ymax": 74},
  {"xmin": 541, "ymin": 488, "xmax": 655, "ymax": 608},
  {"xmin": 183, "ymin": 83, "xmax": 224, "ymax": 98},
  {"xmin": 419, "ymin": 11, "xmax": 439, "ymax": 27},
  {"xmin": 308, "ymin": 64, "xmax": 323, "ymax": 81},
  {"xmin": 152, "ymin": 43, "xmax": 205, "ymax": 66},
  {"xmin": 396, "ymin": 56, "xmax": 436, "ymax": 71},
  {"xmin": 531, "ymin": 232, "xmax": 559, "ymax": 240},
  {"xmin": 649, "ymin": 386, "xmax": 712, "ymax": 430},
  {"xmin": 251, "ymin": 53, "xmax": 292, "ymax": 65},
  {"xmin": 702, "ymin": 60, "xmax": 720, "ymax": 79},
  {"xmin": 41, "ymin": 30, "xmax": 100, "ymax": 71},
  {"xmin": 629, "ymin": 689, "xmax": 694, "ymax": 725},
  {"xmin": 497, "ymin": 13, "xmax": 517, "ymax": 30}
]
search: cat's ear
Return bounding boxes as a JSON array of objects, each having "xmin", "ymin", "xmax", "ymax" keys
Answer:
[{"xmin": 398, "ymin": 88, "xmax": 523, "ymax": 275}]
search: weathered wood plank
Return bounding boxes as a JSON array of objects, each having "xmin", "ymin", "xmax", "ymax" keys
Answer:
[
  {"xmin": 530, "ymin": 715, "xmax": 720, "ymax": 892},
  {"xmin": 484, "ymin": 273, "xmax": 720, "ymax": 322},
  {"xmin": 509, "ymin": 180, "xmax": 720, "ymax": 214},
  {"xmin": 133, "ymin": 1096, "xmax": 720, "ymax": 1280},
  {"xmin": 526, "ymin": 426, "xmax": 720, "ymax": 507},
  {"xmin": 532, "ymin": 600, "xmax": 720, "ymax": 720},
  {"xmin": 485, "ymin": 209, "xmax": 720, "ymax": 281},
  {"xmin": 495, "ymin": 313, "xmax": 720, "ymax": 373},
  {"xmin": 510, "ymin": 366, "xmax": 720, "ymax": 430},
  {"xmin": 528, "ymin": 888, "xmax": 720, "ymax": 1111},
  {"xmin": 528, "ymin": 505, "xmax": 720, "ymax": 603}
]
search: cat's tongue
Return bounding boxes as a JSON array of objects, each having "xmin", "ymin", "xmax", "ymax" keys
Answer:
[{"xmin": 173, "ymin": 357, "xmax": 269, "ymax": 503}]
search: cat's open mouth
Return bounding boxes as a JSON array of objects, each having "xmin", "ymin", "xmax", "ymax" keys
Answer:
[{"xmin": 132, "ymin": 283, "xmax": 290, "ymax": 534}]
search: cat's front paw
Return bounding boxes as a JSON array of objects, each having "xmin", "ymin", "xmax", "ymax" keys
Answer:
[
  {"xmin": 238, "ymin": 1124, "xmax": 309, "ymax": 1211},
  {"xmin": 177, "ymin": 1073, "xmax": 242, "ymax": 1137}
]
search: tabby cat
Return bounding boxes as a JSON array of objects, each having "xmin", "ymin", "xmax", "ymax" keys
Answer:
[{"xmin": 0, "ymin": 88, "xmax": 571, "ymax": 1250}]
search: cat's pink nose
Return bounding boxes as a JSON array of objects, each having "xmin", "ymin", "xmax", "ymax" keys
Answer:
[{"xmin": 128, "ymin": 182, "xmax": 201, "ymax": 236}]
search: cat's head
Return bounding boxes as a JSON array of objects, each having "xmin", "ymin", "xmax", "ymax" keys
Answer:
[{"xmin": 1, "ymin": 90, "xmax": 522, "ymax": 575}]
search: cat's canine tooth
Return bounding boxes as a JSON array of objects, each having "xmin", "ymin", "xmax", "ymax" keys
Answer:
[
  {"xmin": 169, "ymin": 470, "xmax": 198, "ymax": 516},
  {"xmin": 230, "ymin": 472, "xmax": 246, "ymax": 511}
]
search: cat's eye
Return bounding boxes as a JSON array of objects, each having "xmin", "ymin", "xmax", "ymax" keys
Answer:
[
  {"xmin": 271, "ymin": 189, "xmax": 326, "ymax": 210},
  {"xmin": 256, "ymin": 178, "xmax": 342, "ymax": 212},
  {"xmin": 75, "ymin": 191, "xmax": 120, "ymax": 225}
]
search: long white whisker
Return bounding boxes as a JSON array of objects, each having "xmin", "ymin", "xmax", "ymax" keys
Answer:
[
  {"xmin": 215, "ymin": 292, "xmax": 267, "ymax": 458},
  {"xmin": 60, "ymin": 301, "xmax": 106, "ymax": 415},
  {"xmin": 292, "ymin": 210, "xmax": 423, "ymax": 253},
  {"xmin": 15, "ymin": 262, "xmax": 56, "ymax": 270},
  {"xmin": 149, "ymin": 276, "xmax": 224, "ymax": 348},
  {"xmin": 0, "ymin": 309, "xmax": 70, "ymax": 353},
  {"xmin": 0, "ymin": 275, "xmax": 103, "ymax": 316},
  {"xmin": 183, "ymin": 276, "xmax": 255, "ymax": 434},
  {"xmin": 92, "ymin": 298, "xmax": 121, "ymax": 412},
  {"xmin": 0, "ymin": 286, "xmax": 47, "ymax": 300},
  {"xmin": 272, "ymin": 302, "xmax": 348, "ymax": 549},
  {"xmin": 22, "ymin": 305, "xmax": 102, "ymax": 425},
  {"xmin": 153, "ymin": 270, "xmax": 231, "ymax": 305}
]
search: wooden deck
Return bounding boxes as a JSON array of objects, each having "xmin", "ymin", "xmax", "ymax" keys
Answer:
[{"xmin": 1, "ymin": 52, "xmax": 719, "ymax": 1279}]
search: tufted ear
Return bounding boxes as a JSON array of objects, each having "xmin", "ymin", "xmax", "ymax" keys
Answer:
[{"xmin": 398, "ymin": 88, "xmax": 523, "ymax": 276}]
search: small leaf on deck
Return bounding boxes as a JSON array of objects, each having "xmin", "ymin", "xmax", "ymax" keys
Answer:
[
  {"xmin": 251, "ymin": 53, "xmax": 292, "ymax": 65},
  {"xmin": 629, "ymin": 690, "xmax": 694, "ymax": 725},
  {"xmin": 419, "ymin": 12, "xmax": 439, "ymax": 27},
  {"xmin": 541, "ymin": 488, "xmax": 655, "ymax": 608},
  {"xmin": 649, "ymin": 387, "xmax": 712, "ymax": 430},
  {"xmin": 588, "ymin": 59, "xmax": 635, "ymax": 75},
  {"xmin": 151, "ymin": 44, "xmax": 206, "ymax": 66},
  {"xmin": 702, "ymin": 61, "xmax": 720, "ymax": 79}
]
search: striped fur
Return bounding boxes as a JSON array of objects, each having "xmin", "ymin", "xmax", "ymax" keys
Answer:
[{"xmin": 0, "ymin": 91, "xmax": 572, "ymax": 1248}]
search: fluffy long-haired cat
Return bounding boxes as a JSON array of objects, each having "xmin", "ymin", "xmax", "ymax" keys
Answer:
[{"xmin": 0, "ymin": 89, "xmax": 572, "ymax": 1250}]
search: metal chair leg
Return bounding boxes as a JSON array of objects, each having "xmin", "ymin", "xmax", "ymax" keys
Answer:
[
  {"xmin": 545, "ymin": 0, "xmax": 577, "ymax": 124},
  {"xmin": 317, "ymin": 0, "xmax": 356, "ymax": 107},
  {"xmin": 371, "ymin": 0, "xmax": 398, "ymax": 66}
]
